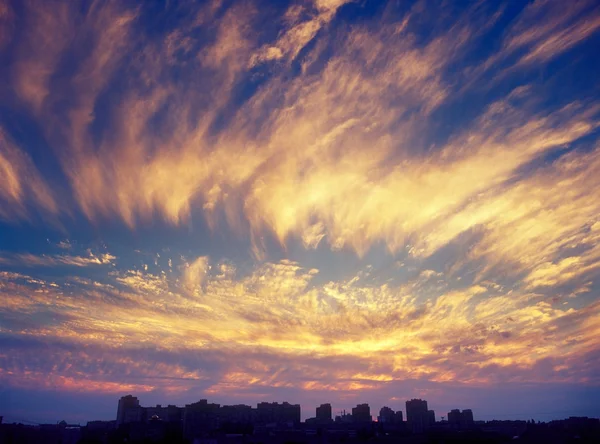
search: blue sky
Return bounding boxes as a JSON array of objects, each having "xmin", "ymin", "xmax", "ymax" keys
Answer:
[{"xmin": 1, "ymin": 0, "xmax": 600, "ymax": 424}]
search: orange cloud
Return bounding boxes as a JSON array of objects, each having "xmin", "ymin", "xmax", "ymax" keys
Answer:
[{"xmin": 2, "ymin": 253, "xmax": 600, "ymax": 394}]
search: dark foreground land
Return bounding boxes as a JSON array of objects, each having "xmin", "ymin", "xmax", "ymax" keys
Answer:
[{"xmin": 1, "ymin": 417, "xmax": 599, "ymax": 444}]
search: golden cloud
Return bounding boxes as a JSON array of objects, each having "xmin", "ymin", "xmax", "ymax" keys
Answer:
[
  {"xmin": 2, "ymin": 255, "xmax": 600, "ymax": 393},
  {"xmin": 3, "ymin": 0, "xmax": 597, "ymax": 276}
]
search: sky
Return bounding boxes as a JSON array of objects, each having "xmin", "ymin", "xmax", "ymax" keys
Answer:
[{"xmin": 1, "ymin": 0, "xmax": 600, "ymax": 425}]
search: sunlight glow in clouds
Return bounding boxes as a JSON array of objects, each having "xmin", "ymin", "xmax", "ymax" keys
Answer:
[{"xmin": 0, "ymin": 0, "xmax": 600, "ymax": 422}]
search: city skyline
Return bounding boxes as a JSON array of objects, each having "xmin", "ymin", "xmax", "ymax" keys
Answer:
[
  {"xmin": 3, "ymin": 395, "xmax": 598, "ymax": 443},
  {"xmin": 2, "ymin": 392, "xmax": 596, "ymax": 428},
  {"xmin": 1, "ymin": 389, "xmax": 594, "ymax": 426},
  {"xmin": 113, "ymin": 395, "xmax": 436, "ymax": 426},
  {"xmin": 1, "ymin": 0, "xmax": 600, "ymax": 427},
  {"xmin": 0, "ymin": 393, "xmax": 487, "ymax": 426}
]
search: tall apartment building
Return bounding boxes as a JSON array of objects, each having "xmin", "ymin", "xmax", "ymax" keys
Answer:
[
  {"xmin": 316, "ymin": 403, "xmax": 332, "ymax": 423},
  {"xmin": 406, "ymin": 399, "xmax": 434, "ymax": 433},
  {"xmin": 351, "ymin": 404, "xmax": 371, "ymax": 423},
  {"xmin": 117, "ymin": 395, "xmax": 140, "ymax": 426}
]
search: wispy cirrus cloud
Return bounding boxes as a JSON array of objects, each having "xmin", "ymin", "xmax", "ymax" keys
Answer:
[
  {"xmin": 1, "ymin": 0, "xmax": 596, "ymax": 266},
  {"xmin": 4, "ymin": 0, "xmax": 597, "ymax": 268},
  {"xmin": 0, "ymin": 128, "xmax": 57, "ymax": 222},
  {"xmin": 0, "ymin": 252, "xmax": 116, "ymax": 267},
  {"xmin": 503, "ymin": 0, "xmax": 600, "ymax": 67},
  {"xmin": 251, "ymin": 0, "xmax": 352, "ymax": 66}
]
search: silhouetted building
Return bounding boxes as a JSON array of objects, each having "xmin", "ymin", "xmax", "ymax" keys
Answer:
[
  {"xmin": 124, "ymin": 406, "xmax": 144, "ymax": 423},
  {"xmin": 406, "ymin": 399, "xmax": 427, "ymax": 422},
  {"xmin": 316, "ymin": 403, "xmax": 332, "ymax": 423},
  {"xmin": 220, "ymin": 404, "xmax": 255, "ymax": 424},
  {"xmin": 145, "ymin": 404, "xmax": 183, "ymax": 423},
  {"xmin": 462, "ymin": 409, "xmax": 474, "ymax": 424},
  {"xmin": 395, "ymin": 410, "xmax": 404, "ymax": 423},
  {"xmin": 448, "ymin": 408, "xmax": 474, "ymax": 429},
  {"xmin": 378, "ymin": 406, "xmax": 395, "ymax": 423},
  {"xmin": 448, "ymin": 409, "xmax": 461, "ymax": 425},
  {"xmin": 183, "ymin": 399, "xmax": 221, "ymax": 440},
  {"xmin": 146, "ymin": 404, "xmax": 165, "ymax": 422},
  {"xmin": 406, "ymin": 399, "xmax": 432, "ymax": 433},
  {"xmin": 117, "ymin": 395, "xmax": 140, "ymax": 425},
  {"xmin": 335, "ymin": 410, "xmax": 353, "ymax": 423},
  {"xmin": 256, "ymin": 401, "xmax": 301, "ymax": 425},
  {"xmin": 352, "ymin": 403, "xmax": 371, "ymax": 423}
]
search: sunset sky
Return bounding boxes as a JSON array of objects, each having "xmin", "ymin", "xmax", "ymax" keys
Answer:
[{"xmin": 1, "ymin": 0, "xmax": 600, "ymax": 424}]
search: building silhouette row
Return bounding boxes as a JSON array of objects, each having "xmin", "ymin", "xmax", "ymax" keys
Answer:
[
  {"xmin": 115, "ymin": 395, "xmax": 479, "ymax": 441},
  {"xmin": 4, "ymin": 413, "xmax": 600, "ymax": 444},
  {"xmin": 5, "ymin": 398, "xmax": 599, "ymax": 443}
]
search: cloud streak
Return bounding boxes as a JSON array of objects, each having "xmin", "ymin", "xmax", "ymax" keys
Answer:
[
  {"xmin": 0, "ymin": 128, "xmax": 57, "ymax": 221},
  {"xmin": 0, "ymin": 252, "xmax": 116, "ymax": 267}
]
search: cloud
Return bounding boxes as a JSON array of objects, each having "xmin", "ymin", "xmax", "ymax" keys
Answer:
[
  {"xmin": 56, "ymin": 240, "xmax": 72, "ymax": 250},
  {"xmin": 183, "ymin": 256, "xmax": 210, "ymax": 293},
  {"xmin": 0, "ymin": 128, "xmax": 57, "ymax": 221},
  {"xmin": 2, "ymin": 0, "xmax": 596, "ymax": 268},
  {"xmin": 447, "ymin": 143, "xmax": 600, "ymax": 287},
  {"xmin": 251, "ymin": 0, "xmax": 352, "ymax": 66},
  {"xmin": 9, "ymin": 0, "xmax": 74, "ymax": 113},
  {"xmin": 0, "ymin": 0, "xmax": 15, "ymax": 51},
  {"xmin": 0, "ymin": 252, "xmax": 116, "ymax": 267},
  {"xmin": 465, "ymin": 0, "xmax": 600, "ymax": 86},
  {"xmin": 1, "ymin": 0, "xmax": 454, "ymax": 238},
  {"xmin": 2, "ymin": 256, "xmax": 600, "ymax": 399},
  {"xmin": 505, "ymin": 0, "xmax": 600, "ymax": 67}
]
